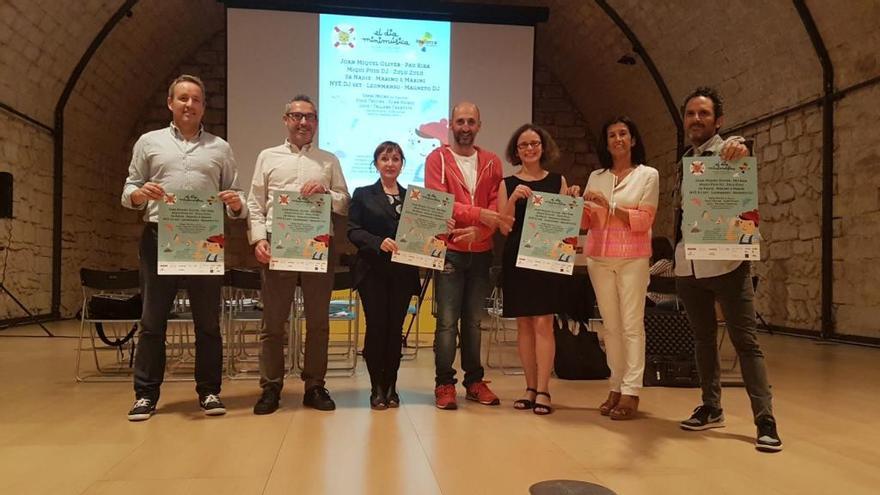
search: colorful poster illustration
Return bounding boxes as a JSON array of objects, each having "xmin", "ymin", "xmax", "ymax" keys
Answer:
[
  {"xmin": 682, "ymin": 156, "xmax": 761, "ymax": 260},
  {"xmin": 157, "ymin": 190, "xmax": 224, "ymax": 275},
  {"xmin": 391, "ymin": 186, "xmax": 453, "ymax": 270},
  {"xmin": 270, "ymin": 192, "xmax": 332, "ymax": 272},
  {"xmin": 516, "ymin": 192, "xmax": 584, "ymax": 275}
]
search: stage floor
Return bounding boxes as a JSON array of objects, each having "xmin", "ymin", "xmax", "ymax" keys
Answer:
[{"xmin": 0, "ymin": 320, "xmax": 878, "ymax": 495}]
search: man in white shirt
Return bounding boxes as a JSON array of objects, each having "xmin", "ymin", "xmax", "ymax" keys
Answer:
[
  {"xmin": 673, "ymin": 87, "xmax": 782, "ymax": 452},
  {"xmin": 121, "ymin": 74, "xmax": 246, "ymax": 421},
  {"xmin": 247, "ymin": 95, "xmax": 350, "ymax": 414}
]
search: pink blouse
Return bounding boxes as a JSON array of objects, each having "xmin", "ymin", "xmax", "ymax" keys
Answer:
[{"xmin": 580, "ymin": 165, "xmax": 659, "ymax": 259}]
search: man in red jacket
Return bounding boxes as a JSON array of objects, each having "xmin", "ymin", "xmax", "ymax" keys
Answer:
[{"xmin": 425, "ymin": 102, "xmax": 512, "ymax": 409}]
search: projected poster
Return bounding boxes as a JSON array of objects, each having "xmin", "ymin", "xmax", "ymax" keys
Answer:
[{"xmin": 319, "ymin": 14, "xmax": 450, "ymax": 190}]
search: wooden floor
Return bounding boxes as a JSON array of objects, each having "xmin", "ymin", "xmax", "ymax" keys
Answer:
[{"xmin": 1, "ymin": 320, "xmax": 879, "ymax": 495}]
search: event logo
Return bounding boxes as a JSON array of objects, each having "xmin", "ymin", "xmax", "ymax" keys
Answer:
[
  {"xmin": 363, "ymin": 28, "xmax": 410, "ymax": 47},
  {"xmin": 332, "ymin": 25, "xmax": 356, "ymax": 50},
  {"xmin": 416, "ymin": 32, "xmax": 438, "ymax": 52}
]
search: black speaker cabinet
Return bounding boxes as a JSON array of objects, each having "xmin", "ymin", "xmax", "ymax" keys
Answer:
[{"xmin": 0, "ymin": 172, "xmax": 11, "ymax": 218}]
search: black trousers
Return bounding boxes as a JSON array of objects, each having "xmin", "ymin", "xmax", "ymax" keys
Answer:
[
  {"xmin": 358, "ymin": 264, "xmax": 416, "ymax": 389},
  {"xmin": 133, "ymin": 224, "xmax": 223, "ymax": 402},
  {"xmin": 676, "ymin": 262, "xmax": 773, "ymax": 421}
]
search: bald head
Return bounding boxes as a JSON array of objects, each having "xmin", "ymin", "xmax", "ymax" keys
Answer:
[
  {"xmin": 449, "ymin": 101, "xmax": 482, "ymax": 153},
  {"xmin": 451, "ymin": 101, "xmax": 481, "ymax": 121}
]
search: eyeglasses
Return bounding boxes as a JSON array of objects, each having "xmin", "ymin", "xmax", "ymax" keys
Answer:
[
  {"xmin": 285, "ymin": 112, "xmax": 317, "ymax": 122},
  {"xmin": 516, "ymin": 141, "xmax": 542, "ymax": 150}
]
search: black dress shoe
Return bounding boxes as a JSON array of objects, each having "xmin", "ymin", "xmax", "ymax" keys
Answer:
[
  {"xmin": 386, "ymin": 384, "xmax": 400, "ymax": 408},
  {"xmin": 253, "ymin": 388, "xmax": 280, "ymax": 415},
  {"xmin": 370, "ymin": 386, "xmax": 387, "ymax": 410},
  {"xmin": 303, "ymin": 386, "xmax": 336, "ymax": 411}
]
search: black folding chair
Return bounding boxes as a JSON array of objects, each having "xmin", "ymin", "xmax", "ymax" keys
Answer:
[{"xmin": 76, "ymin": 268, "xmax": 141, "ymax": 382}]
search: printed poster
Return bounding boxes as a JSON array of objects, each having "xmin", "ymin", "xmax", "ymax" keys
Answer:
[
  {"xmin": 682, "ymin": 156, "xmax": 761, "ymax": 260},
  {"xmin": 157, "ymin": 190, "xmax": 225, "ymax": 275},
  {"xmin": 391, "ymin": 186, "xmax": 453, "ymax": 270},
  {"xmin": 270, "ymin": 192, "xmax": 332, "ymax": 272},
  {"xmin": 516, "ymin": 192, "xmax": 583, "ymax": 275}
]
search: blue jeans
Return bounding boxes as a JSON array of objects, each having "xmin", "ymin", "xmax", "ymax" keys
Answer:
[{"xmin": 434, "ymin": 250, "xmax": 492, "ymax": 387}]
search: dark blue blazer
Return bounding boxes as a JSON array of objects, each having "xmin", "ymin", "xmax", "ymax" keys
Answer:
[{"xmin": 347, "ymin": 180, "xmax": 420, "ymax": 295}]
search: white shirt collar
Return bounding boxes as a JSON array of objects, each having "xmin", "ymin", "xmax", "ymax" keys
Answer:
[
  {"xmin": 169, "ymin": 121, "xmax": 204, "ymax": 141},
  {"xmin": 285, "ymin": 139, "xmax": 313, "ymax": 153}
]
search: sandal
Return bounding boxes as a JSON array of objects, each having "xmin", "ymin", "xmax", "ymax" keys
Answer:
[
  {"xmin": 533, "ymin": 391, "xmax": 553, "ymax": 415},
  {"xmin": 513, "ymin": 388, "xmax": 537, "ymax": 410},
  {"xmin": 599, "ymin": 391, "xmax": 621, "ymax": 416},
  {"xmin": 610, "ymin": 395, "xmax": 639, "ymax": 421}
]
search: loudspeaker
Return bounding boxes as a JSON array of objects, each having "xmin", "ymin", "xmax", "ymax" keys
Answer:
[{"xmin": 0, "ymin": 172, "xmax": 11, "ymax": 218}]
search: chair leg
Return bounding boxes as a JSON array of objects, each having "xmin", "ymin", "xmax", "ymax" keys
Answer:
[{"xmin": 74, "ymin": 316, "xmax": 87, "ymax": 382}]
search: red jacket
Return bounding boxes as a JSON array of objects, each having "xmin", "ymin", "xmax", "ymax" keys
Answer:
[{"xmin": 425, "ymin": 145, "xmax": 502, "ymax": 253}]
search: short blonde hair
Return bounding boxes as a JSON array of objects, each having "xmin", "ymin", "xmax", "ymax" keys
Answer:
[{"xmin": 167, "ymin": 74, "xmax": 206, "ymax": 100}]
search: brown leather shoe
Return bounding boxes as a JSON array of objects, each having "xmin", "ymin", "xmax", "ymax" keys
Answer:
[
  {"xmin": 610, "ymin": 395, "xmax": 639, "ymax": 420},
  {"xmin": 599, "ymin": 391, "xmax": 621, "ymax": 416}
]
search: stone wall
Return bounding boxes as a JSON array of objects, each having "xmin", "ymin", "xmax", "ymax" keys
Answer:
[
  {"xmin": 831, "ymin": 84, "xmax": 880, "ymax": 339},
  {"xmin": 742, "ymin": 106, "xmax": 824, "ymax": 333},
  {"xmin": 732, "ymin": 85, "xmax": 880, "ymax": 339},
  {"xmin": 0, "ymin": 0, "xmax": 120, "ymax": 126},
  {"xmin": 532, "ymin": 63, "xmax": 600, "ymax": 186},
  {"xmin": 56, "ymin": 0, "xmax": 225, "ymax": 316},
  {"xmin": 0, "ymin": 114, "xmax": 53, "ymax": 319}
]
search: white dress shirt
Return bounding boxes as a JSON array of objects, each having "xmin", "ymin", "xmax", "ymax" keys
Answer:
[
  {"xmin": 121, "ymin": 123, "xmax": 246, "ymax": 222},
  {"xmin": 247, "ymin": 140, "xmax": 350, "ymax": 244}
]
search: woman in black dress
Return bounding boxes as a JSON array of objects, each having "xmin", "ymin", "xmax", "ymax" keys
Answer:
[
  {"xmin": 497, "ymin": 124, "xmax": 577, "ymax": 415},
  {"xmin": 348, "ymin": 141, "xmax": 421, "ymax": 410}
]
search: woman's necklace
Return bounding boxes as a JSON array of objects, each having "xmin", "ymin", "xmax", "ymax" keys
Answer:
[
  {"xmin": 381, "ymin": 181, "xmax": 398, "ymax": 195},
  {"xmin": 612, "ymin": 165, "xmax": 634, "ymax": 182},
  {"xmin": 517, "ymin": 165, "xmax": 547, "ymax": 181}
]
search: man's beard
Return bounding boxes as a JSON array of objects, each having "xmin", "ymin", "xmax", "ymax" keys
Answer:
[
  {"xmin": 688, "ymin": 125, "xmax": 712, "ymax": 143},
  {"xmin": 454, "ymin": 132, "xmax": 474, "ymax": 146}
]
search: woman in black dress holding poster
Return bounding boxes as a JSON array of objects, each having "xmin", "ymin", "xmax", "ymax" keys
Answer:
[{"xmin": 497, "ymin": 124, "xmax": 577, "ymax": 415}]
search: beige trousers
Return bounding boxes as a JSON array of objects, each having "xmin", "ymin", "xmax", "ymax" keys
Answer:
[{"xmin": 587, "ymin": 256, "xmax": 650, "ymax": 396}]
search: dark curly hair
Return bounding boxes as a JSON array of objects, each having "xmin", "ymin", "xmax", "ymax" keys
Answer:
[
  {"xmin": 681, "ymin": 86, "xmax": 724, "ymax": 119},
  {"xmin": 597, "ymin": 116, "xmax": 646, "ymax": 168},
  {"xmin": 504, "ymin": 123, "xmax": 560, "ymax": 167}
]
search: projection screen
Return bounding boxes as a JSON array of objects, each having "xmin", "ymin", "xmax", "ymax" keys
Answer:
[{"xmin": 228, "ymin": 7, "xmax": 535, "ymax": 190}]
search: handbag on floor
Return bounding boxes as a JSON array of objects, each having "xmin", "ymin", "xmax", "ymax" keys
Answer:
[{"xmin": 553, "ymin": 316, "xmax": 610, "ymax": 380}]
